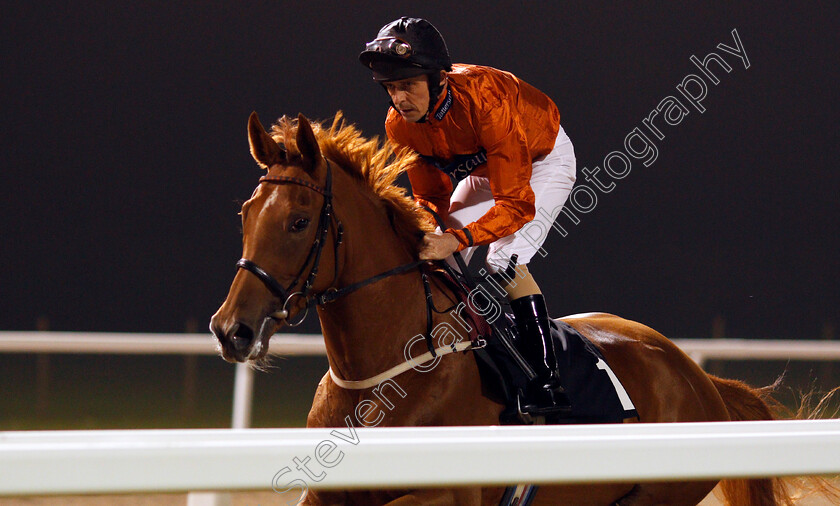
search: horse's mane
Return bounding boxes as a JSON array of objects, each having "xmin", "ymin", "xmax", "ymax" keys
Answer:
[{"xmin": 269, "ymin": 112, "xmax": 433, "ymax": 255}]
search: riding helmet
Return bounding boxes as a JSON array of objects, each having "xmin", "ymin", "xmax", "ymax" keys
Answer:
[{"xmin": 359, "ymin": 17, "xmax": 452, "ymax": 82}]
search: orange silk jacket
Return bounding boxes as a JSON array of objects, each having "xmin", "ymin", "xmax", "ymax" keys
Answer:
[{"xmin": 385, "ymin": 64, "xmax": 560, "ymax": 250}]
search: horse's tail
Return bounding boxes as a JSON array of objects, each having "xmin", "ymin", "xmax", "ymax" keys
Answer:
[
  {"xmin": 707, "ymin": 374, "xmax": 795, "ymax": 506},
  {"xmin": 709, "ymin": 375, "xmax": 840, "ymax": 506}
]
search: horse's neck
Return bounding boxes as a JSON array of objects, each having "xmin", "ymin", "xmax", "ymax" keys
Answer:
[{"xmin": 316, "ymin": 173, "xmax": 430, "ymax": 382}]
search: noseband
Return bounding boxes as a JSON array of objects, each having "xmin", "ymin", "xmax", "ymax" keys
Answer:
[{"xmin": 236, "ymin": 158, "xmax": 343, "ymax": 325}]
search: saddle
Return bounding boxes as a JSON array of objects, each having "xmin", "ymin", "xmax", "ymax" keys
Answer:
[{"xmin": 429, "ymin": 262, "xmax": 638, "ymax": 425}]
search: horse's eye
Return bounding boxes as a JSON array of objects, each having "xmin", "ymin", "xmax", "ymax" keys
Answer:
[{"xmin": 289, "ymin": 217, "xmax": 310, "ymax": 233}]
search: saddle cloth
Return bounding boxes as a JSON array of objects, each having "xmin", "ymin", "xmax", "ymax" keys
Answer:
[{"xmin": 431, "ymin": 268, "xmax": 639, "ymax": 424}]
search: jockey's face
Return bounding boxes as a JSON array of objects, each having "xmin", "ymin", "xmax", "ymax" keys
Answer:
[{"xmin": 383, "ymin": 75, "xmax": 431, "ymax": 123}]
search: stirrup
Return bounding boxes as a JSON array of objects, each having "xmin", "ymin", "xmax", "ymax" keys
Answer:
[{"xmin": 516, "ymin": 386, "xmax": 572, "ymax": 418}]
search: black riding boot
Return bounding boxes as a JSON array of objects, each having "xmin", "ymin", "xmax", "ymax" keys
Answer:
[{"xmin": 510, "ymin": 294, "xmax": 572, "ymax": 417}]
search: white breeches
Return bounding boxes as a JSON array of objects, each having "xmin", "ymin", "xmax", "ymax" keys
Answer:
[{"xmin": 446, "ymin": 125, "xmax": 576, "ymax": 273}]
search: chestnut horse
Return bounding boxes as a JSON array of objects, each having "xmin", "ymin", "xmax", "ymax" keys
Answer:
[{"xmin": 210, "ymin": 112, "xmax": 794, "ymax": 505}]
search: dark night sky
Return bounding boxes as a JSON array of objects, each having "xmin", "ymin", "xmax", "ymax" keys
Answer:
[{"xmin": 2, "ymin": 2, "xmax": 837, "ymax": 341}]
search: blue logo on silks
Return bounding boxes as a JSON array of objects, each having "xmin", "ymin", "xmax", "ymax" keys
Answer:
[{"xmin": 421, "ymin": 148, "xmax": 488, "ymax": 183}]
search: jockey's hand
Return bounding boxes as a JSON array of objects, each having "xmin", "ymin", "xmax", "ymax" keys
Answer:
[{"xmin": 419, "ymin": 232, "xmax": 461, "ymax": 260}]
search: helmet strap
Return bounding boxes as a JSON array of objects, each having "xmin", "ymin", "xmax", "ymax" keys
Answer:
[{"xmin": 425, "ymin": 72, "xmax": 447, "ymax": 119}]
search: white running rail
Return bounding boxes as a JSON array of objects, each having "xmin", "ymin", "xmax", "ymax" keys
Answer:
[
  {"xmin": 2, "ymin": 332, "xmax": 839, "ymax": 502},
  {"xmin": 1, "ymin": 420, "xmax": 840, "ymax": 495}
]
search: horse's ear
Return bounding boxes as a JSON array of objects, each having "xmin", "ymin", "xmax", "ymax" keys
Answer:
[
  {"xmin": 248, "ymin": 111, "xmax": 285, "ymax": 169},
  {"xmin": 296, "ymin": 113, "xmax": 322, "ymax": 172}
]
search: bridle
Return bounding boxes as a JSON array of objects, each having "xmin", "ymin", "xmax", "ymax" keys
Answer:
[
  {"xmin": 236, "ymin": 158, "xmax": 343, "ymax": 325},
  {"xmin": 236, "ymin": 157, "xmax": 427, "ymax": 326},
  {"xmin": 234, "ymin": 154, "xmax": 499, "ymax": 384}
]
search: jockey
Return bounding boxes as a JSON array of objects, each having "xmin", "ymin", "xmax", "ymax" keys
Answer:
[{"xmin": 360, "ymin": 17, "xmax": 577, "ymax": 417}]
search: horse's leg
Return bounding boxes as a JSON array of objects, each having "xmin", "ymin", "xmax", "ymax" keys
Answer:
[
  {"xmin": 613, "ymin": 481, "xmax": 718, "ymax": 506},
  {"xmin": 380, "ymin": 487, "xmax": 486, "ymax": 505},
  {"xmin": 532, "ymin": 483, "xmax": 634, "ymax": 505},
  {"xmin": 302, "ymin": 490, "xmax": 346, "ymax": 505},
  {"xmin": 306, "ymin": 488, "xmax": 485, "ymax": 506}
]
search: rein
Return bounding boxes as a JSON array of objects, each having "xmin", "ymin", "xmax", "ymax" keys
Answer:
[{"xmin": 314, "ymin": 259, "xmax": 426, "ymax": 305}]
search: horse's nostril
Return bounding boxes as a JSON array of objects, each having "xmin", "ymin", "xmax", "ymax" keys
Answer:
[{"xmin": 232, "ymin": 323, "xmax": 255, "ymax": 352}]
